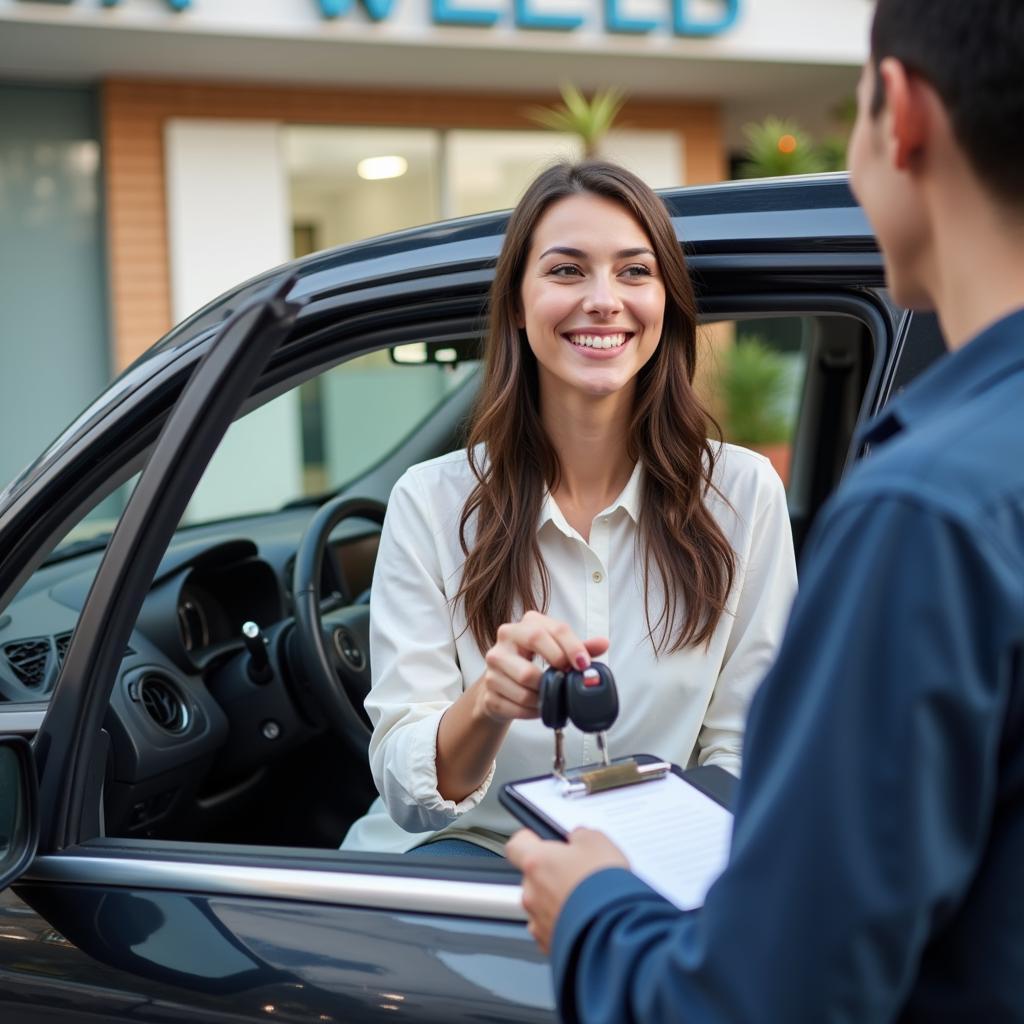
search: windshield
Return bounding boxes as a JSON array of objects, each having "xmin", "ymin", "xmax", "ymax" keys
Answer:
[{"xmin": 45, "ymin": 346, "xmax": 480, "ymax": 562}]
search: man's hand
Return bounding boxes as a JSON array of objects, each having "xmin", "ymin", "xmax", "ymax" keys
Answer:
[{"xmin": 506, "ymin": 828, "xmax": 630, "ymax": 953}]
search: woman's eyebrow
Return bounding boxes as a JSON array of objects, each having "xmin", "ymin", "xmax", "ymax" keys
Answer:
[{"xmin": 538, "ymin": 246, "xmax": 656, "ymax": 260}]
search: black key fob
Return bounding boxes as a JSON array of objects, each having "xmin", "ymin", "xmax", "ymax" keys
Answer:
[
  {"xmin": 539, "ymin": 668, "xmax": 568, "ymax": 729},
  {"xmin": 565, "ymin": 661, "xmax": 619, "ymax": 733}
]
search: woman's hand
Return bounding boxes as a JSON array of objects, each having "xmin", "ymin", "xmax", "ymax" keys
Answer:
[
  {"xmin": 435, "ymin": 612, "xmax": 607, "ymax": 802},
  {"xmin": 476, "ymin": 611, "xmax": 609, "ymax": 724}
]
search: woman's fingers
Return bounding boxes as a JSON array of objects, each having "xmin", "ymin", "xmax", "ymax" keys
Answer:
[
  {"xmin": 480, "ymin": 642, "xmax": 541, "ymax": 721},
  {"xmin": 502, "ymin": 612, "xmax": 592, "ymax": 670},
  {"xmin": 480, "ymin": 616, "xmax": 609, "ymax": 724}
]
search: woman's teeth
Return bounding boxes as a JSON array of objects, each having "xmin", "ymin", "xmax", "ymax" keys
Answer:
[{"xmin": 568, "ymin": 333, "xmax": 627, "ymax": 349}]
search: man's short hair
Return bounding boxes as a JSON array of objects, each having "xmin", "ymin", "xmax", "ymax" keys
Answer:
[{"xmin": 871, "ymin": 0, "xmax": 1024, "ymax": 209}]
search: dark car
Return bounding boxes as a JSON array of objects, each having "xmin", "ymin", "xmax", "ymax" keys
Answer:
[{"xmin": 0, "ymin": 173, "xmax": 946, "ymax": 1022}]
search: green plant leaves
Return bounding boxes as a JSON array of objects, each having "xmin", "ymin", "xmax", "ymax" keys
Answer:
[
  {"xmin": 718, "ymin": 338, "xmax": 794, "ymax": 445},
  {"xmin": 525, "ymin": 84, "xmax": 627, "ymax": 157}
]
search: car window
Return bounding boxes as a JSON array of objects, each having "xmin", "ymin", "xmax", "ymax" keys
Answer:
[
  {"xmin": 184, "ymin": 347, "xmax": 480, "ymax": 524},
  {"xmin": 697, "ymin": 316, "xmax": 810, "ymax": 490},
  {"xmin": 0, "ymin": 475, "xmax": 140, "ymax": 704}
]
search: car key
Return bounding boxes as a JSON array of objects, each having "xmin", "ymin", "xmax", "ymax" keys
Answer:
[
  {"xmin": 565, "ymin": 662, "xmax": 619, "ymax": 766},
  {"xmin": 539, "ymin": 668, "xmax": 568, "ymax": 776}
]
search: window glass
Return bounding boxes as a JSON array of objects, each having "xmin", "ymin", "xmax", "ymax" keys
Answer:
[
  {"xmin": 285, "ymin": 126, "xmax": 441, "ymax": 250},
  {"xmin": 0, "ymin": 473, "xmax": 139, "ymax": 704},
  {"xmin": 697, "ymin": 316, "xmax": 812, "ymax": 489},
  {"xmin": 0, "ymin": 84, "xmax": 109, "ymax": 501},
  {"xmin": 183, "ymin": 347, "xmax": 480, "ymax": 524},
  {"xmin": 445, "ymin": 129, "xmax": 581, "ymax": 217}
]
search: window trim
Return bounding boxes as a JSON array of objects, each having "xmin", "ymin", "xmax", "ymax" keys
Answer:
[{"xmin": 26, "ymin": 849, "xmax": 526, "ymax": 922}]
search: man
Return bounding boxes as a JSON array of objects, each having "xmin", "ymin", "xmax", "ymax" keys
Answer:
[{"xmin": 506, "ymin": 2, "xmax": 1024, "ymax": 1020}]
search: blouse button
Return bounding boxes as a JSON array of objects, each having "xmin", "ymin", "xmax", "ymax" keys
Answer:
[{"xmin": 591, "ymin": 570, "xmax": 604, "ymax": 583}]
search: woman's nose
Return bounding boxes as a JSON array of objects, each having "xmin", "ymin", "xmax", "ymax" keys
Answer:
[{"xmin": 581, "ymin": 275, "xmax": 623, "ymax": 317}]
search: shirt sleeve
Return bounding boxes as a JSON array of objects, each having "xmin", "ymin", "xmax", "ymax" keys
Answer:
[
  {"xmin": 698, "ymin": 463, "xmax": 796, "ymax": 775},
  {"xmin": 365, "ymin": 469, "xmax": 494, "ymax": 833},
  {"xmin": 550, "ymin": 493, "xmax": 1018, "ymax": 1023}
]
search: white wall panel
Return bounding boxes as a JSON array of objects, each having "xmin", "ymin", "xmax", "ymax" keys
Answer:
[{"xmin": 165, "ymin": 118, "xmax": 302, "ymax": 524}]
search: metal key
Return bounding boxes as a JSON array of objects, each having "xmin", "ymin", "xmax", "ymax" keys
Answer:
[
  {"xmin": 539, "ymin": 668, "xmax": 568, "ymax": 776},
  {"xmin": 565, "ymin": 662, "xmax": 619, "ymax": 766}
]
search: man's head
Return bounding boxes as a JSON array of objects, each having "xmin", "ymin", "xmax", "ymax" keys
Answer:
[{"xmin": 849, "ymin": 0, "xmax": 1024, "ymax": 309}]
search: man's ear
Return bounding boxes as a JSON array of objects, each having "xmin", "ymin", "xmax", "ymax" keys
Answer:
[{"xmin": 878, "ymin": 57, "xmax": 929, "ymax": 171}]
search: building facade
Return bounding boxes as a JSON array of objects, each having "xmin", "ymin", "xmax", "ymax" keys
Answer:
[{"xmin": 0, "ymin": 0, "xmax": 869, "ymax": 497}]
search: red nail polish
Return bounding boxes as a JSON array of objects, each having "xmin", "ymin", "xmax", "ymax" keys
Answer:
[{"xmin": 575, "ymin": 654, "xmax": 588, "ymax": 670}]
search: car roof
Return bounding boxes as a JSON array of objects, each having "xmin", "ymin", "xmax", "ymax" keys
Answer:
[{"xmin": 150, "ymin": 172, "xmax": 874, "ymax": 361}]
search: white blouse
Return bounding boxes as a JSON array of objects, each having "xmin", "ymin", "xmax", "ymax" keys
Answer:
[{"xmin": 341, "ymin": 444, "xmax": 797, "ymax": 854}]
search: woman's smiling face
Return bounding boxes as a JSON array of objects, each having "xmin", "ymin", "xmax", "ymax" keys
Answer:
[{"xmin": 519, "ymin": 191, "xmax": 666, "ymax": 402}]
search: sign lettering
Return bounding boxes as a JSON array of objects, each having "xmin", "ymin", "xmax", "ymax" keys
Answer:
[{"xmin": 22, "ymin": 0, "xmax": 742, "ymax": 37}]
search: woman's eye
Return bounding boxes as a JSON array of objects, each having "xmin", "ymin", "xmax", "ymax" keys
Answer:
[
  {"xmin": 549, "ymin": 264, "xmax": 584, "ymax": 277},
  {"xmin": 622, "ymin": 264, "xmax": 654, "ymax": 278}
]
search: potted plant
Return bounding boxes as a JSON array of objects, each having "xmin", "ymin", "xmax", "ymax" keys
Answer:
[{"xmin": 716, "ymin": 337, "xmax": 794, "ymax": 484}]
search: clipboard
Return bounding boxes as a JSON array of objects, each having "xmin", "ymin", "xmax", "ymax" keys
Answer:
[
  {"xmin": 501, "ymin": 756, "xmax": 737, "ymax": 910},
  {"xmin": 499, "ymin": 754, "xmax": 737, "ymax": 842}
]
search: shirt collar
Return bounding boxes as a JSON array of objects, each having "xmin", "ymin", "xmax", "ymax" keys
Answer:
[
  {"xmin": 538, "ymin": 459, "xmax": 644, "ymax": 536},
  {"xmin": 858, "ymin": 306, "xmax": 1024, "ymax": 449}
]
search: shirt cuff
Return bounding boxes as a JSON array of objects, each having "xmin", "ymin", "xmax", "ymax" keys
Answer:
[
  {"xmin": 700, "ymin": 750, "xmax": 742, "ymax": 778},
  {"xmin": 404, "ymin": 709, "xmax": 497, "ymax": 820}
]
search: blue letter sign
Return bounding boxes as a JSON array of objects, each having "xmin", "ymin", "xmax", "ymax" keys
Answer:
[
  {"xmin": 514, "ymin": 0, "xmax": 583, "ymax": 31},
  {"xmin": 672, "ymin": 0, "xmax": 739, "ymax": 36},
  {"xmin": 432, "ymin": 0, "xmax": 500, "ymax": 27},
  {"xmin": 20, "ymin": 0, "xmax": 743, "ymax": 38},
  {"xmin": 604, "ymin": 0, "xmax": 659, "ymax": 34},
  {"xmin": 319, "ymin": 0, "xmax": 398, "ymax": 19}
]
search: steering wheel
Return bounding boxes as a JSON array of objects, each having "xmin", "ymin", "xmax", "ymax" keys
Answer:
[{"xmin": 290, "ymin": 495, "xmax": 387, "ymax": 753}]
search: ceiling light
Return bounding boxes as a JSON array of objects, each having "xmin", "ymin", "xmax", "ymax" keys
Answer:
[{"xmin": 357, "ymin": 155, "xmax": 408, "ymax": 180}]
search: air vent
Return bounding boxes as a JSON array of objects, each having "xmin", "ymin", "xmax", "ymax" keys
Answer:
[
  {"xmin": 138, "ymin": 675, "xmax": 190, "ymax": 735},
  {"xmin": 3, "ymin": 637, "xmax": 52, "ymax": 688},
  {"xmin": 55, "ymin": 632, "xmax": 70, "ymax": 663},
  {"xmin": 55, "ymin": 631, "xmax": 135, "ymax": 665}
]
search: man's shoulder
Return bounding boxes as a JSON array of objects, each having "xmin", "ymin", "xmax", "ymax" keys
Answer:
[{"xmin": 844, "ymin": 396, "xmax": 1024, "ymax": 526}]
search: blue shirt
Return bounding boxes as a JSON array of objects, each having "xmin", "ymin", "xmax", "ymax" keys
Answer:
[{"xmin": 550, "ymin": 308, "xmax": 1024, "ymax": 1023}]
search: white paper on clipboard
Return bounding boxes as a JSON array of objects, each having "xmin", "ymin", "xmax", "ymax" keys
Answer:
[{"xmin": 511, "ymin": 773, "xmax": 734, "ymax": 910}]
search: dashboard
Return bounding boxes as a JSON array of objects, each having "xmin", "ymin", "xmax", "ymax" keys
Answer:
[{"xmin": 0, "ymin": 509, "xmax": 381, "ymax": 841}]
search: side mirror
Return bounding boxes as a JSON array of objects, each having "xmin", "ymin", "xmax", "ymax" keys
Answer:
[{"xmin": 0, "ymin": 735, "xmax": 39, "ymax": 889}]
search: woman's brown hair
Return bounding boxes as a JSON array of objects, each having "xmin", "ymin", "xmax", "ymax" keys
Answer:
[{"xmin": 456, "ymin": 161, "xmax": 736, "ymax": 654}]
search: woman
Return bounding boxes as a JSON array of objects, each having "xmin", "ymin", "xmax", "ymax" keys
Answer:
[{"xmin": 342, "ymin": 161, "xmax": 796, "ymax": 857}]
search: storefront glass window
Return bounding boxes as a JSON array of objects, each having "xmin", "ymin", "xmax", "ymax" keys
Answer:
[
  {"xmin": 444, "ymin": 129, "xmax": 580, "ymax": 217},
  {"xmin": 286, "ymin": 126, "xmax": 440, "ymax": 251},
  {"xmin": 0, "ymin": 84, "xmax": 109, "ymax": 495}
]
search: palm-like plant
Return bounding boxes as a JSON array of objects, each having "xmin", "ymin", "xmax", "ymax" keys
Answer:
[
  {"xmin": 718, "ymin": 338, "xmax": 793, "ymax": 446},
  {"xmin": 738, "ymin": 117, "xmax": 826, "ymax": 179},
  {"xmin": 526, "ymin": 84, "xmax": 627, "ymax": 159}
]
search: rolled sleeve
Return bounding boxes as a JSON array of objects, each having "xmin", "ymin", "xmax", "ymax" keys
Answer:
[
  {"xmin": 699, "ymin": 462, "xmax": 796, "ymax": 773},
  {"xmin": 366, "ymin": 469, "xmax": 495, "ymax": 833}
]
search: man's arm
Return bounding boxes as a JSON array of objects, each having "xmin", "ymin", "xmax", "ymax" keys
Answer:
[{"xmin": 525, "ymin": 494, "xmax": 1017, "ymax": 1023}]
